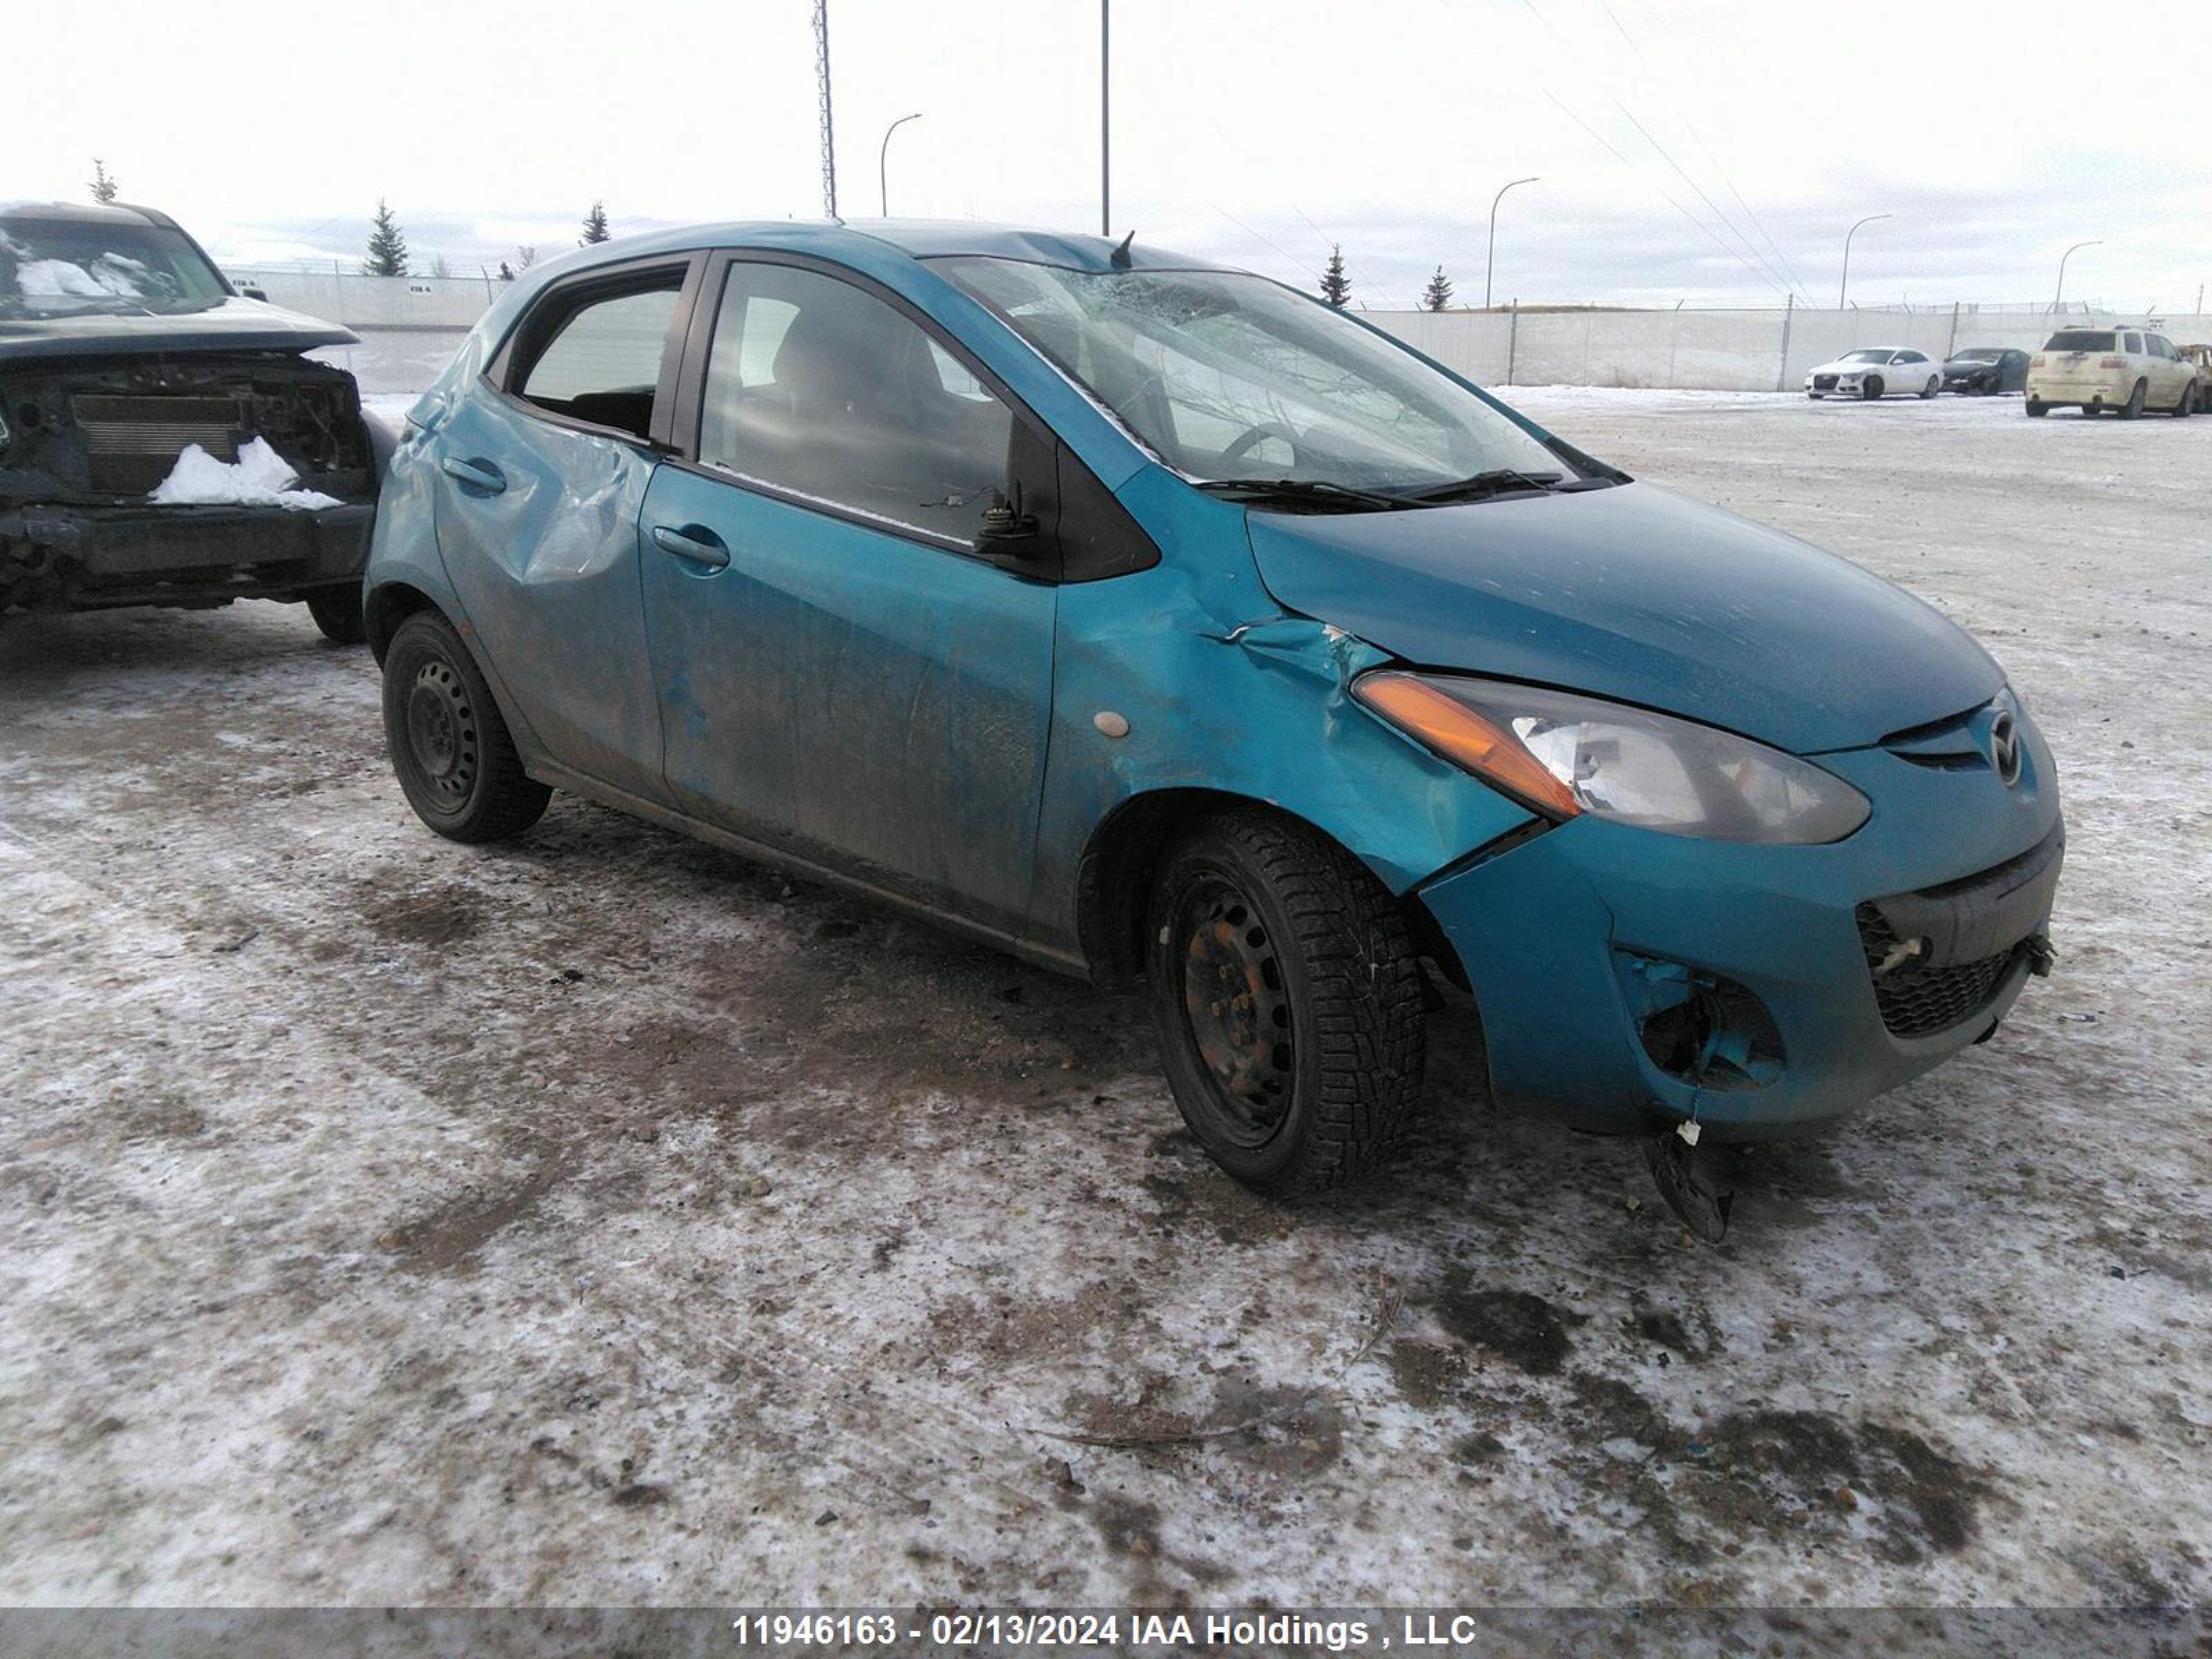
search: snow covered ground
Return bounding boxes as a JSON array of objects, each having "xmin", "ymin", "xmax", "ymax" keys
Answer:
[{"xmin": 1, "ymin": 389, "xmax": 2206, "ymax": 1616}]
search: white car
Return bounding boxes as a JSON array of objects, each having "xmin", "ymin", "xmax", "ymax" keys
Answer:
[
  {"xmin": 2025, "ymin": 326, "xmax": 2199, "ymax": 418},
  {"xmin": 1804, "ymin": 348, "xmax": 1943, "ymax": 400}
]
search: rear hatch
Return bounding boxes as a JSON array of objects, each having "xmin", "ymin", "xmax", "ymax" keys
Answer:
[{"xmin": 2034, "ymin": 330, "xmax": 2125, "ymax": 393}]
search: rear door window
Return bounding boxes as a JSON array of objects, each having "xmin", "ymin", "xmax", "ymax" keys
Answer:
[
  {"xmin": 2123, "ymin": 333, "xmax": 2143, "ymax": 355},
  {"xmin": 509, "ymin": 270, "xmax": 686, "ymax": 441}
]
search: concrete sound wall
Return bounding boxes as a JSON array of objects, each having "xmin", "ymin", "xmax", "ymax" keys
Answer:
[
  {"xmin": 227, "ymin": 267, "xmax": 492, "ymax": 394},
  {"xmin": 227, "ymin": 263, "xmax": 2212, "ymax": 397},
  {"xmin": 1367, "ymin": 306, "xmax": 2212, "ymax": 393}
]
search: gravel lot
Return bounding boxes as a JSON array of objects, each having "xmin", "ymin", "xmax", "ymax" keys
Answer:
[{"xmin": 3, "ymin": 388, "xmax": 2206, "ymax": 1613}]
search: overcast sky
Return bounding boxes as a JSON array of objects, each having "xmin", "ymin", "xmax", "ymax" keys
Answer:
[{"xmin": 15, "ymin": 0, "xmax": 2211, "ymax": 312}]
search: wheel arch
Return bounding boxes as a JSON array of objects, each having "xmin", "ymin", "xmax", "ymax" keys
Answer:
[
  {"xmin": 1072, "ymin": 786, "xmax": 1468, "ymax": 992},
  {"xmin": 365, "ymin": 579, "xmax": 442, "ymax": 664}
]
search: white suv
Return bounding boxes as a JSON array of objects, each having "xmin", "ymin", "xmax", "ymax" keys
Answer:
[{"xmin": 2027, "ymin": 327, "xmax": 2198, "ymax": 419}]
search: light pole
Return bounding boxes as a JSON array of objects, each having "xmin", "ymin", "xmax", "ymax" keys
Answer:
[
  {"xmin": 1838, "ymin": 213, "xmax": 1890, "ymax": 310},
  {"xmin": 878, "ymin": 112, "xmax": 922, "ymax": 218},
  {"xmin": 2051, "ymin": 240, "xmax": 2101, "ymax": 314},
  {"xmin": 1485, "ymin": 176, "xmax": 1538, "ymax": 309},
  {"xmin": 1100, "ymin": 1, "xmax": 1111, "ymax": 236}
]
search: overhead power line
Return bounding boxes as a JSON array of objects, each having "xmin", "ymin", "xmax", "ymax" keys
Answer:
[
  {"xmin": 1596, "ymin": 0, "xmax": 1812, "ymax": 297},
  {"xmin": 1539, "ymin": 91, "xmax": 1785, "ymax": 297},
  {"xmin": 1483, "ymin": 0, "xmax": 1788, "ymax": 298}
]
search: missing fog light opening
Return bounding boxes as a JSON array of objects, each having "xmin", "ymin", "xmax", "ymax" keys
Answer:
[{"xmin": 1614, "ymin": 951, "xmax": 1784, "ymax": 1091}]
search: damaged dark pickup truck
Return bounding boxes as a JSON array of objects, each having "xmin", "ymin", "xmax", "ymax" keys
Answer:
[{"xmin": 1, "ymin": 200, "xmax": 381, "ymax": 641}]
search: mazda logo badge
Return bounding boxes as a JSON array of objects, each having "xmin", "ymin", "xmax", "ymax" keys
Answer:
[{"xmin": 1989, "ymin": 711, "xmax": 2023, "ymax": 787}]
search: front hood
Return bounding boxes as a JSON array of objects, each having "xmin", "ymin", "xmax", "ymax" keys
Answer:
[
  {"xmin": 1245, "ymin": 481, "xmax": 2003, "ymax": 754},
  {"xmin": 1943, "ymin": 359, "xmax": 1994, "ymax": 374},
  {"xmin": 1808, "ymin": 359, "xmax": 1872, "ymax": 376},
  {"xmin": 0, "ymin": 296, "xmax": 356, "ymax": 363}
]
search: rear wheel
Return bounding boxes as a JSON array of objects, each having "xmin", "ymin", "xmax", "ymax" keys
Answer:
[
  {"xmin": 1920, "ymin": 375, "xmax": 1940, "ymax": 398},
  {"xmin": 381, "ymin": 610, "xmax": 550, "ymax": 843},
  {"xmin": 303, "ymin": 587, "xmax": 366, "ymax": 645},
  {"xmin": 2025, "ymin": 400, "xmax": 2049, "ymax": 417},
  {"xmin": 1862, "ymin": 375, "xmax": 1884, "ymax": 400},
  {"xmin": 1144, "ymin": 808, "xmax": 1425, "ymax": 1196},
  {"xmin": 2119, "ymin": 379, "xmax": 2146, "ymax": 419}
]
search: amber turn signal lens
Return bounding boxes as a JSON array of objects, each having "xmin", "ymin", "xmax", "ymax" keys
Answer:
[{"xmin": 1353, "ymin": 671, "xmax": 1581, "ymax": 817}]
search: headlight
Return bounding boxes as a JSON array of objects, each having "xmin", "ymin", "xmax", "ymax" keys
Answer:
[{"xmin": 1353, "ymin": 672, "xmax": 1871, "ymax": 844}]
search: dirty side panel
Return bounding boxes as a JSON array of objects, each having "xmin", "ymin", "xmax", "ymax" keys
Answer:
[{"xmin": 639, "ymin": 466, "xmax": 1057, "ymax": 937}]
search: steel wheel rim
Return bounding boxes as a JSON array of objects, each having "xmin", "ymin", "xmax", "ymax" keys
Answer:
[
  {"xmin": 1178, "ymin": 876, "xmax": 1294, "ymax": 1146},
  {"xmin": 405, "ymin": 660, "xmax": 478, "ymax": 804}
]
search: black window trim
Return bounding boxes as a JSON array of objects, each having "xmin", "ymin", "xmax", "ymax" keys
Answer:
[
  {"xmin": 664, "ymin": 247, "xmax": 1062, "ymax": 571},
  {"xmin": 484, "ymin": 251, "xmax": 709, "ymax": 453}
]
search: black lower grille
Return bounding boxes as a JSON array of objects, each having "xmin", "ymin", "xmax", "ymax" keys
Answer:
[{"xmin": 1855, "ymin": 904, "xmax": 2018, "ymax": 1038}]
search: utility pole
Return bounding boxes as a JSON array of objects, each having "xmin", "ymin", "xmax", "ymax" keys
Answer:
[
  {"xmin": 879, "ymin": 113, "xmax": 922, "ymax": 217},
  {"xmin": 813, "ymin": 0, "xmax": 838, "ymax": 220},
  {"xmin": 1100, "ymin": 1, "xmax": 1111, "ymax": 236},
  {"xmin": 2051, "ymin": 240, "xmax": 2101, "ymax": 314},
  {"xmin": 1838, "ymin": 214, "xmax": 1890, "ymax": 310},
  {"xmin": 1485, "ymin": 177, "xmax": 1538, "ymax": 309}
]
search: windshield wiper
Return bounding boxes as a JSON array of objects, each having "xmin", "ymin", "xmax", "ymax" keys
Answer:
[
  {"xmin": 1195, "ymin": 477, "xmax": 1417, "ymax": 512},
  {"xmin": 1401, "ymin": 468, "xmax": 1566, "ymax": 504}
]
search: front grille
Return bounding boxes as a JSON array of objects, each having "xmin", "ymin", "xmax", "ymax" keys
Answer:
[
  {"xmin": 1813, "ymin": 374, "xmax": 1839, "ymax": 390},
  {"xmin": 1855, "ymin": 903, "xmax": 2018, "ymax": 1038},
  {"xmin": 71, "ymin": 394, "xmax": 245, "ymax": 493}
]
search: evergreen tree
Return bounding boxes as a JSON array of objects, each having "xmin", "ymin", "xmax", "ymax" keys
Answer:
[
  {"xmin": 1320, "ymin": 245, "xmax": 1351, "ymax": 308},
  {"xmin": 580, "ymin": 201, "xmax": 611, "ymax": 245},
  {"xmin": 362, "ymin": 198, "xmax": 410, "ymax": 278},
  {"xmin": 88, "ymin": 159, "xmax": 119, "ymax": 204},
  {"xmin": 1422, "ymin": 265, "xmax": 1454, "ymax": 312}
]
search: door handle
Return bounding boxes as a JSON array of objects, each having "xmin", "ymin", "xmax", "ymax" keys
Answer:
[
  {"xmin": 651, "ymin": 523, "xmax": 731, "ymax": 571},
  {"xmin": 439, "ymin": 455, "xmax": 507, "ymax": 496}
]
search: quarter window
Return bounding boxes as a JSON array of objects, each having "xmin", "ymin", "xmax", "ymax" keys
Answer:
[
  {"xmin": 512, "ymin": 273, "xmax": 684, "ymax": 441},
  {"xmin": 696, "ymin": 261, "xmax": 1015, "ymax": 546}
]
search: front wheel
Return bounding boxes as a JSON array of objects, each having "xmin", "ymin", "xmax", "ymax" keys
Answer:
[
  {"xmin": 2173, "ymin": 382, "xmax": 2195, "ymax": 418},
  {"xmin": 1862, "ymin": 375, "xmax": 1884, "ymax": 400},
  {"xmin": 1145, "ymin": 809, "xmax": 1425, "ymax": 1196},
  {"xmin": 303, "ymin": 586, "xmax": 366, "ymax": 645},
  {"xmin": 381, "ymin": 610, "xmax": 550, "ymax": 842}
]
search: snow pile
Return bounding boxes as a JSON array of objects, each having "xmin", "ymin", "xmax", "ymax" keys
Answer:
[{"xmin": 147, "ymin": 438, "xmax": 342, "ymax": 512}]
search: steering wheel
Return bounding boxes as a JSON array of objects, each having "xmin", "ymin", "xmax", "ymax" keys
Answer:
[{"xmin": 1219, "ymin": 421, "xmax": 1304, "ymax": 469}]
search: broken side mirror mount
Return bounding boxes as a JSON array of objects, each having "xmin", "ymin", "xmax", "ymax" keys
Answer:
[{"xmin": 974, "ymin": 482, "xmax": 1042, "ymax": 567}]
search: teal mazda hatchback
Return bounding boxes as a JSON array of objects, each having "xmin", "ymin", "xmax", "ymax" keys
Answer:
[{"xmin": 364, "ymin": 222, "xmax": 2061, "ymax": 1235}]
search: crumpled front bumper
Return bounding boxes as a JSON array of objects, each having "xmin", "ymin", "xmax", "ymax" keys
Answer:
[
  {"xmin": 1416, "ymin": 712, "xmax": 2063, "ymax": 1139},
  {"xmin": 1, "ymin": 499, "xmax": 373, "ymax": 609}
]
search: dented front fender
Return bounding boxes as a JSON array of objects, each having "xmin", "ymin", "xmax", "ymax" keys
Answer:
[{"xmin": 1029, "ymin": 465, "xmax": 1535, "ymax": 956}]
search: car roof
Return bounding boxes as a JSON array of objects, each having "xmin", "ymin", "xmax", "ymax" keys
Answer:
[
  {"xmin": 0, "ymin": 198, "xmax": 180, "ymax": 231},
  {"xmin": 522, "ymin": 217, "xmax": 1241, "ymax": 283}
]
